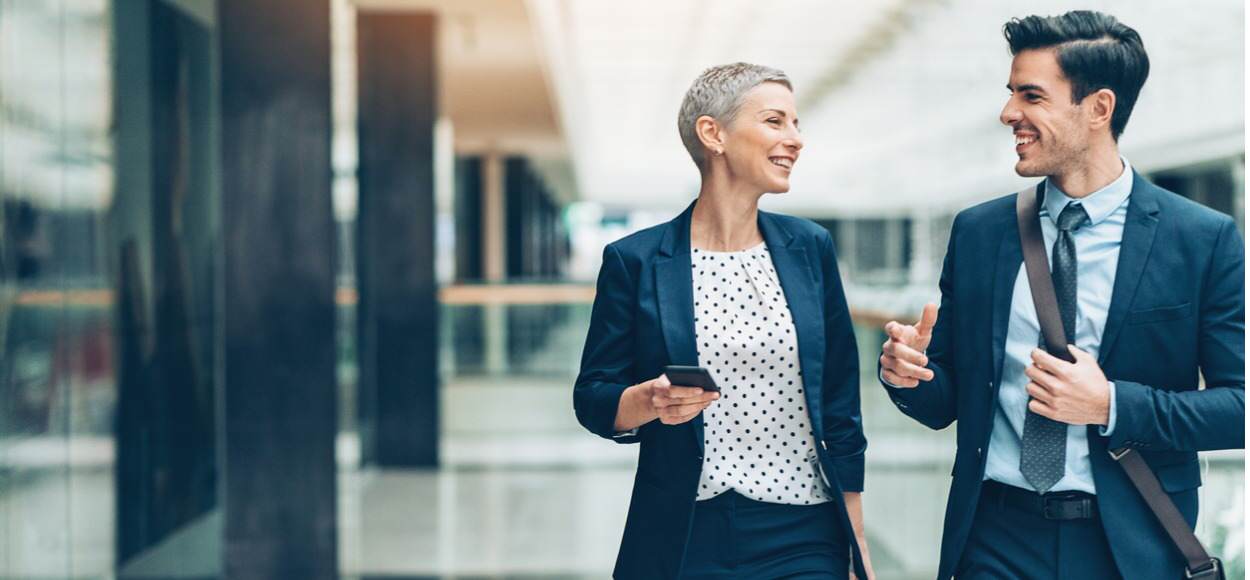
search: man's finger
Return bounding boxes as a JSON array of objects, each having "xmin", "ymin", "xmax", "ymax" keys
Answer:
[
  {"xmin": 1028, "ymin": 398, "xmax": 1057, "ymax": 419},
  {"xmin": 882, "ymin": 368, "xmax": 919, "ymax": 388},
  {"xmin": 888, "ymin": 357, "xmax": 934, "ymax": 381},
  {"xmin": 880, "ymin": 353, "xmax": 905, "ymax": 374},
  {"xmin": 1023, "ymin": 364, "xmax": 1063, "ymax": 392},
  {"xmin": 1067, "ymin": 344, "xmax": 1093, "ymax": 363},
  {"xmin": 1025, "ymin": 381, "xmax": 1054, "ymax": 405},
  {"xmin": 915, "ymin": 302, "xmax": 939, "ymax": 337},
  {"xmin": 1030, "ymin": 348, "xmax": 1072, "ymax": 378},
  {"xmin": 884, "ymin": 321, "xmax": 913, "ymax": 342},
  {"xmin": 883, "ymin": 340, "xmax": 928, "ymax": 367}
]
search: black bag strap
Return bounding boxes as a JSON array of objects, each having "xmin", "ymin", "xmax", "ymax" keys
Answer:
[{"xmin": 1015, "ymin": 185, "xmax": 1223, "ymax": 579}]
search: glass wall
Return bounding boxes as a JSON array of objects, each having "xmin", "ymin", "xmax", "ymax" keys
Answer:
[
  {"xmin": 1, "ymin": 0, "xmax": 221, "ymax": 576},
  {"xmin": 1, "ymin": 0, "xmax": 117, "ymax": 575}
]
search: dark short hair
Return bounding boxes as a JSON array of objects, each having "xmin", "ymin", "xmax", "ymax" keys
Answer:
[{"xmin": 1003, "ymin": 11, "xmax": 1149, "ymax": 140}]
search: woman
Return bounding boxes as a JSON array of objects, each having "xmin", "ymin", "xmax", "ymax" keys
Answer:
[{"xmin": 574, "ymin": 62, "xmax": 873, "ymax": 579}]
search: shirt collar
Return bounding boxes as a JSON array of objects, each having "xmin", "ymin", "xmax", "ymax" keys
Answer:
[{"xmin": 1042, "ymin": 156, "xmax": 1133, "ymax": 226}]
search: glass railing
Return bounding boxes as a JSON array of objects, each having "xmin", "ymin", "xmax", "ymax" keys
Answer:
[
  {"xmin": 425, "ymin": 281, "xmax": 1245, "ymax": 578},
  {"xmin": 3, "ymin": 282, "xmax": 1243, "ymax": 579}
]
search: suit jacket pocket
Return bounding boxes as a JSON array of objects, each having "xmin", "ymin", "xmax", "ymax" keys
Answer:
[{"xmin": 1126, "ymin": 302, "xmax": 1191, "ymax": 326}]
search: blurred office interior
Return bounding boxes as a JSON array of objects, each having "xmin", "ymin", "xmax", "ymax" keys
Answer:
[{"xmin": 0, "ymin": 0, "xmax": 1243, "ymax": 578}]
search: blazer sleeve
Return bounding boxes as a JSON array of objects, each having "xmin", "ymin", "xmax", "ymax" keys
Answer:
[
  {"xmin": 1109, "ymin": 217, "xmax": 1246, "ymax": 452},
  {"xmin": 819, "ymin": 230, "xmax": 867, "ymax": 492},
  {"xmin": 879, "ymin": 214, "xmax": 960, "ymax": 430},
  {"xmin": 573, "ymin": 243, "xmax": 642, "ymax": 443}
]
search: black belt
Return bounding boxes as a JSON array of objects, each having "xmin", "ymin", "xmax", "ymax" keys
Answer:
[{"xmin": 981, "ymin": 480, "xmax": 1097, "ymax": 520}]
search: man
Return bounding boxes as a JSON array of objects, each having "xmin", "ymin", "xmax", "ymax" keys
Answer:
[{"xmin": 879, "ymin": 11, "xmax": 1244, "ymax": 580}]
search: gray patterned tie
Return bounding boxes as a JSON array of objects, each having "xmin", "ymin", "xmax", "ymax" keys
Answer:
[{"xmin": 1020, "ymin": 202, "xmax": 1089, "ymax": 493}]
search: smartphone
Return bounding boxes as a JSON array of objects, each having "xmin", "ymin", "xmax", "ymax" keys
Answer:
[{"xmin": 662, "ymin": 365, "xmax": 720, "ymax": 392}]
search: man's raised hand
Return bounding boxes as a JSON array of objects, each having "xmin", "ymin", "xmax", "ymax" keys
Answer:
[{"xmin": 880, "ymin": 303, "xmax": 939, "ymax": 388}]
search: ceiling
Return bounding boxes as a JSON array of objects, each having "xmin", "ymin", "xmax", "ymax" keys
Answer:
[
  {"xmin": 528, "ymin": 0, "xmax": 1245, "ymax": 217},
  {"xmin": 1, "ymin": 0, "xmax": 1240, "ymax": 219},
  {"xmin": 352, "ymin": 0, "xmax": 565, "ymax": 157}
]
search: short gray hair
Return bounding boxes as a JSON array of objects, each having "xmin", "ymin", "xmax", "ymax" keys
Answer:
[{"xmin": 677, "ymin": 62, "xmax": 792, "ymax": 170}]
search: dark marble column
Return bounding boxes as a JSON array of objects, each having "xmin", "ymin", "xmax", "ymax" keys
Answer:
[
  {"xmin": 454, "ymin": 156, "xmax": 483, "ymax": 282},
  {"xmin": 355, "ymin": 11, "xmax": 439, "ymax": 467},
  {"xmin": 218, "ymin": 0, "xmax": 337, "ymax": 577},
  {"xmin": 504, "ymin": 157, "xmax": 525, "ymax": 279}
]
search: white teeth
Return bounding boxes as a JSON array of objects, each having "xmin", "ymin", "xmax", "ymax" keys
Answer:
[
  {"xmin": 1015, "ymin": 136, "xmax": 1036, "ymax": 146},
  {"xmin": 770, "ymin": 157, "xmax": 793, "ymax": 168}
]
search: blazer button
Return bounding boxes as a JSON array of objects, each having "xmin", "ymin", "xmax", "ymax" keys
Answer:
[{"xmin": 696, "ymin": 455, "xmax": 704, "ymax": 462}]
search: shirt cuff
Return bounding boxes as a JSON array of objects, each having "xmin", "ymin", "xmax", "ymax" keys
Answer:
[
  {"xmin": 613, "ymin": 428, "xmax": 639, "ymax": 438},
  {"xmin": 1098, "ymin": 381, "xmax": 1117, "ymax": 437}
]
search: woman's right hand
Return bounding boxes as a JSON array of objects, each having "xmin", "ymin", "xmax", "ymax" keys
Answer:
[
  {"xmin": 614, "ymin": 374, "xmax": 721, "ymax": 431},
  {"xmin": 650, "ymin": 374, "xmax": 721, "ymax": 424}
]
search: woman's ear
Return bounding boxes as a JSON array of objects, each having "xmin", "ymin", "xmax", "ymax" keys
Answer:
[{"xmin": 695, "ymin": 115, "xmax": 725, "ymax": 156}]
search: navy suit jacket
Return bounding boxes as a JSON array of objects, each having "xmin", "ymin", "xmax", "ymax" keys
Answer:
[
  {"xmin": 575, "ymin": 201, "xmax": 868, "ymax": 579},
  {"xmin": 884, "ymin": 173, "xmax": 1245, "ymax": 579}
]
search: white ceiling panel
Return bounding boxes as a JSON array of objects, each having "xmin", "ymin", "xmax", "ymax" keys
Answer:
[{"xmin": 530, "ymin": 0, "xmax": 1244, "ymax": 217}]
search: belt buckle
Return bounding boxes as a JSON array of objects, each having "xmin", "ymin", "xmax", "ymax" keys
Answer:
[{"xmin": 1042, "ymin": 494, "xmax": 1091, "ymax": 520}]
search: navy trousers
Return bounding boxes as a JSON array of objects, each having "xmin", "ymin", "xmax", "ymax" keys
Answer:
[
  {"xmin": 679, "ymin": 490, "xmax": 850, "ymax": 579},
  {"xmin": 956, "ymin": 483, "xmax": 1122, "ymax": 579}
]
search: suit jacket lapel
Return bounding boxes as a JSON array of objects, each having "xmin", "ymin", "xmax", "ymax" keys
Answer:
[
  {"xmin": 759, "ymin": 212, "xmax": 825, "ymax": 429},
  {"xmin": 992, "ymin": 213, "xmax": 1022, "ymax": 387},
  {"xmin": 1098, "ymin": 172, "xmax": 1160, "ymax": 365},
  {"xmin": 655, "ymin": 202, "xmax": 701, "ymax": 449}
]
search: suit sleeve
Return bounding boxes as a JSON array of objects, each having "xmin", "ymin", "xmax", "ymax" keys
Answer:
[
  {"xmin": 573, "ymin": 243, "xmax": 642, "ymax": 443},
  {"xmin": 1109, "ymin": 217, "xmax": 1246, "ymax": 452},
  {"xmin": 879, "ymin": 214, "xmax": 960, "ymax": 430},
  {"xmin": 819, "ymin": 230, "xmax": 867, "ymax": 492}
]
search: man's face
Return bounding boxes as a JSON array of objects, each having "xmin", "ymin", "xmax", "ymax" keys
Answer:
[{"xmin": 1000, "ymin": 49, "xmax": 1091, "ymax": 178}]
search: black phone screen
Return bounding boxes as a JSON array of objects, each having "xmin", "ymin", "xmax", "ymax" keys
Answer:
[{"xmin": 662, "ymin": 365, "xmax": 720, "ymax": 392}]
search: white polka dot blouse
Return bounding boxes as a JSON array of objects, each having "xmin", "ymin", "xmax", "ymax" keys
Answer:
[{"xmin": 691, "ymin": 242, "xmax": 833, "ymax": 506}]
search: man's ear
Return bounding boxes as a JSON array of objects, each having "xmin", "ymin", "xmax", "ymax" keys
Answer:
[
  {"xmin": 695, "ymin": 115, "xmax": 725, "ymax": 154},
  {"xmin": 1086, "ymin": 88, "xmax": 1116, "ymax": 134}
]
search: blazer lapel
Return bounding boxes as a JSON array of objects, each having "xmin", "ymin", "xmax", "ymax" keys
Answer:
[
  {"xmin": 1098, "ymin": 173, "xmax": 1160, "ymax": 365},
  {"xmin": 759, "ymin": 213, "xmax": 825, "ymax": 428},
  {"xmin": 992, "ymin": 209, "xmax": 1023, "ymax": 387},
  {"xmin": 655, "ymin": 202, "xmax": 701, "ymax": 449}
]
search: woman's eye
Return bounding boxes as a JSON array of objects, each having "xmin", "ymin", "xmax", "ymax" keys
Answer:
[{"xmin": 767, "ymin": 118, "xmax": 782, "ymax": 125}]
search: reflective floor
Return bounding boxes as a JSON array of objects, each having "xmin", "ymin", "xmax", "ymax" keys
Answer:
[{"xmin": 3, "ymin": 376, "xmax": 1243, "ymax": 578}]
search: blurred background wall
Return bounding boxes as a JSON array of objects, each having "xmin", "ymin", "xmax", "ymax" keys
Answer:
[{"xmin": 0, "ymin": 0, "xmax": 1242, "ymax": 578}]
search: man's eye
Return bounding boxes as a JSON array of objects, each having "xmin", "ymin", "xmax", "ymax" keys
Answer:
[{"xmin": 1024, "ymin": 93, "xmax": 1041, "ymax": 102}]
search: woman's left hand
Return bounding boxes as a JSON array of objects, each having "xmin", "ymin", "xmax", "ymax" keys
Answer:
[{"xmin": 843, "ymin": 491, "xmax": 875, "ymax": 580}]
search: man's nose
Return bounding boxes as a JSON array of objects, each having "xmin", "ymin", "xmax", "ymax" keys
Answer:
[{"xmin": 1000, "ymin": 100, "xmax": 1022, "ymax": 126}]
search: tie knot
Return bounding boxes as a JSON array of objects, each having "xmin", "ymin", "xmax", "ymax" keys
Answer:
[{"xmin": 1057, "ymin": 202, "xmax": 1089, "ymax": 232}]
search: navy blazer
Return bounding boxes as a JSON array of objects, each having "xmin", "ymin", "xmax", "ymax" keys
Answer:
[
  {"xmin": 575, "ymin": 201, "xmax": 868, "ymax": 579},
  {"xmin": 884, "ymin": 173, "xmax": 1245, "ymax": 579}
]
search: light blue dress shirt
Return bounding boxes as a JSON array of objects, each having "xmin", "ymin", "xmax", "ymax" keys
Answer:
[{"xmin": 983, "ymin": 158, "xmax": 1132, "ymax": 494}]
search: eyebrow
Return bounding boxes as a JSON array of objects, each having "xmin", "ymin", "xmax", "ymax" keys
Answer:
[
  {"xmin": 759, "ymin": 109, "xmax": 799, "ymax": 125},
  {"xmin": 1007, "ymin": 83, "xmax": 1046, "ymax": 93}
]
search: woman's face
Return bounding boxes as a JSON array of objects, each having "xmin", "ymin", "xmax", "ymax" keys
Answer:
[{"xmin": 718, "ymin": 82, "xmax": 803, "ymax": 193}]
